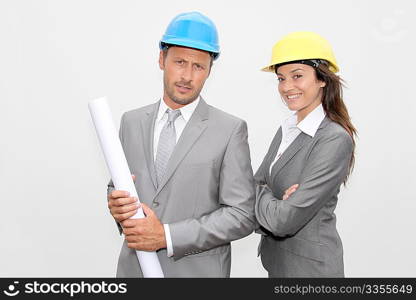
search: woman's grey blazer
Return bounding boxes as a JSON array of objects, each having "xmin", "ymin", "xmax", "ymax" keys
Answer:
[{"xmin": 255, "ymin": 117, "xmax": 353, "ymax": 277}]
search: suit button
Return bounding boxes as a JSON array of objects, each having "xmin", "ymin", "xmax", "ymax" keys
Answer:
[{"xmin": 153, "ymin": 202, "xmax": 159, "ymax": 207}]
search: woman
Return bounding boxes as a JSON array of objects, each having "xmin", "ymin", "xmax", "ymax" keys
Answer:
[{"xmin": 255, "ymin": 31, "xmax": 356, "ymax": 277}]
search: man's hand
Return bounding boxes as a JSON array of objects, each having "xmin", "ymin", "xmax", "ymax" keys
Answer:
[
  {"xmin": 122, "ymin": 203, "xmax": 167, "ymax": 252},
  {"xmin": 283, "ymin": 184, "xmax": 299, "ymax": 200},
  {"xmin": 107, "ymin": 175, "xmax": 139, "ymax": 223}
]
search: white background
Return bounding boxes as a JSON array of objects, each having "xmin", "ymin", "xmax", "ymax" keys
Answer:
[{"xmin": 1, "ymin": 0, "xmax": 415, "ymax": 277}]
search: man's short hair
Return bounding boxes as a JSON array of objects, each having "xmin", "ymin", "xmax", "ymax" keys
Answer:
[{"xmin": 161, "ymin": 44, "xmax": 214, "ymax": 69}]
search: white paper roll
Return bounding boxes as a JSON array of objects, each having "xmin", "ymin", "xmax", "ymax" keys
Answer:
[{"xmin": 89, "ymin": 97, "xmax": 164, "ymax": 278}]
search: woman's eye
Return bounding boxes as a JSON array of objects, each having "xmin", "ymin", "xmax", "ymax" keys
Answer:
[{"xmin": 277, "ymin": 77, "xmax": 284, "ymax": 82}]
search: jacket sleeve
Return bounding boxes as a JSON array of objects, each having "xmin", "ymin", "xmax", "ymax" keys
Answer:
[
  {"xmin": 169, "ymin": 120, "xmax": 256, "ymax": 259},
  {"xmin": 255, "ymin": 131, "xmax": 353, "ymax": 237}
]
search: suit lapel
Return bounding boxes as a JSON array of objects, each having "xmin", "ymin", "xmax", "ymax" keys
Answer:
[
  {"xmin": 140, "ymin": 101, "xmax": 160, "ymax": 190},
  {"xmin": 269, "ymin": 116, "xmax": 331, "ymax": 178},
  {"xmin": 264, "ymin": 128, "xmax": 282, "ymax": 183},
  {"xmin": 153, "ymin": 98, "xmax": 209, "ymax": 199},
  {"xmin": 270, "ymin": 132, "xmax": 311, "ymax": 177}
]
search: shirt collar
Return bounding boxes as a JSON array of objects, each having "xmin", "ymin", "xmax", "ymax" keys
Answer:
[
  {"xmin": 178, "ymin": 96, "xmax": 200, "ymax": 123},
  {"xmin": 156, "ymin": 98, "xmax": 169, "ymax": 123},
  {"xmin": 156, "ymin": 96, "xmax": 200, "ymax": 123},
  {"xmin": 297, "ymin": 104, "xmax": 326, "ymax": 137}
]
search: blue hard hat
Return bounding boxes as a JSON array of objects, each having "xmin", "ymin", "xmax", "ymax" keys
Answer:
[{"xmin": 160, "ymin": 11, "xmax": 220, "ymax": 60}]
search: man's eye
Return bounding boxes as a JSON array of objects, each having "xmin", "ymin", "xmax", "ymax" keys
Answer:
[
  {"xmin": 176, "ymin": 60, "xmax": 184, "ymax": 65},
  {"xmin": 195, "ymin": 64, "xmax": 204, "ymax": 70},
  {"xmin": 294, "ymin": 74, "xmax": 302, "ymax": 79},
  {"xmin": 277, "ymin": 77, "xmax": 284, "ymax": 82}
]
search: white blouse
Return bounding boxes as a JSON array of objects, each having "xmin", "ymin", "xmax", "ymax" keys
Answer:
[{"xmin": 269, "ymin": 104, "xmax": 326, "ymax": 174}]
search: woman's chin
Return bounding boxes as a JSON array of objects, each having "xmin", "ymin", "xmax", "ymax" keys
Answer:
[{"xmin": 287, "ymin": 104, "xmax": 299, "ymax": 112}]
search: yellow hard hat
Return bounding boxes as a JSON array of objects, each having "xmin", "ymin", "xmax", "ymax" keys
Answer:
[{"xmin": 262, "ymin": 31, "xmax": 339, "ymax": 73}]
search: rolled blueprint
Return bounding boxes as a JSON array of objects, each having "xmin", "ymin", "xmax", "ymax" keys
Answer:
[{"xmin": 88, "ymin": 97, "xmax": 164, "ymax": 278}]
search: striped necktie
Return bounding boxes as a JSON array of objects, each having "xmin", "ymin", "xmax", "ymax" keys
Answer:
[{"xmin": 155, "ymin": 109, "xmax": 181, "ymax": 187}]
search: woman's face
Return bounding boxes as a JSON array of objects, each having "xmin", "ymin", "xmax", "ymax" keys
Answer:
[{"xmin": 276, "ymin": 63, "xmax": 326, "ymax": 119}]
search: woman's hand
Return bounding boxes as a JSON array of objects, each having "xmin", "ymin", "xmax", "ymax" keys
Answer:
[{"xmin": 283, "ymin": 184, "xmax": 299, "ymax": 200}]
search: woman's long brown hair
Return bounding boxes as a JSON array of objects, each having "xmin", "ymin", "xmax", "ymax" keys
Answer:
[{"xmin": 315, "ymin": 64, "xmax": 357, "ymax": 184}]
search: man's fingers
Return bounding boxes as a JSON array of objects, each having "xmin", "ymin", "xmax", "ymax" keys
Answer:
[
  {"xmin": 123, "ymin": 228, "xmax": 132, "ymax": 236},
  {"xmin": 121, "ymin": 217, "xmax": 147, "ymax": 228},
  {"xmin": 140, "ymin": 203, "xmax": 154, "ymax": 217},
  {"xmin": 109, "ymin": 196, "xmax": 138, "ymax": 208},
  {"xmin": 121, "ymin": 219, "xmax": 136, "ymax": 228},
  {"xmin": 114, "ymin": 210, "xmax": 138, "ymax": 223},
  {"xmin": 112, "ymin": 202, "xmax": 140, "ymax": 214},
  {"xmin": 123, "ymin": 226, "xmax": 143, "ymax": 236},
  {"xmin": 110, "ymin": 190, "xmax": 130, "ymax": 199},
  {"xmin": 125, "ymin": 235, "xmax": 138, "ymax": 243}
]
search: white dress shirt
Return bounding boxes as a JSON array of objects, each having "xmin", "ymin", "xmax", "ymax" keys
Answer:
[
  {"xmin": 269, "ymin": 104, "xmax": 326, "ymax": 174},
  {"xmin": 154, "ymin": 96, "xmax": 200, "ymax": 257}
]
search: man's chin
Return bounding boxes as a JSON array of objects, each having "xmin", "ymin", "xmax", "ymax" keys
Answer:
[{"xmin": 171, "ymin": 95, "xmax": 198, "ymax": 106}]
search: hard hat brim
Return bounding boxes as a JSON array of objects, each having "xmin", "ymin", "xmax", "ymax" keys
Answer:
[
  {"xmin": 261, "ymin": 60, "xmax": 339, "ymax": 73},
  {"xmin": 160, "ymin": 38, "xmax": 220, "ymax": 60}
]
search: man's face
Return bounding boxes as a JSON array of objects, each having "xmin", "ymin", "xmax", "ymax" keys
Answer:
[{"xmin": 159, "ymin": 46, "xmax": 211, "ymax": 106}]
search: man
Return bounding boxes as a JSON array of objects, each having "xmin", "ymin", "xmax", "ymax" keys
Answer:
[{"xmin": 107, "ymin": 11, "xmax": 255, "ymax": 277}]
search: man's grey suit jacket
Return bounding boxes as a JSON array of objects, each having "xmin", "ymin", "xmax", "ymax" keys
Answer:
[
  {"xmin": 108, "ymin": 98, "xmax": 256, "ymax": 277},
  {"xmin": 255, "ymin": 117, "xmax": 353, "ymax": 277}
]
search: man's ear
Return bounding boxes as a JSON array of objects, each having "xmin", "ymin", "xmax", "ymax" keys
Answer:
[
  {"xmin": 158, "ymin": 50, "xmax": 165, "ymax": 70},
  {"xmin": 207, "ymin": 59, "xmax": 213, "ymax": 77}
]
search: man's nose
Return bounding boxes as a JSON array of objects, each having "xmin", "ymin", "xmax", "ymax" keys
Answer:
[{"xmin": 181, "ymin": 65, "xmax": 193, "ymax": 82}]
